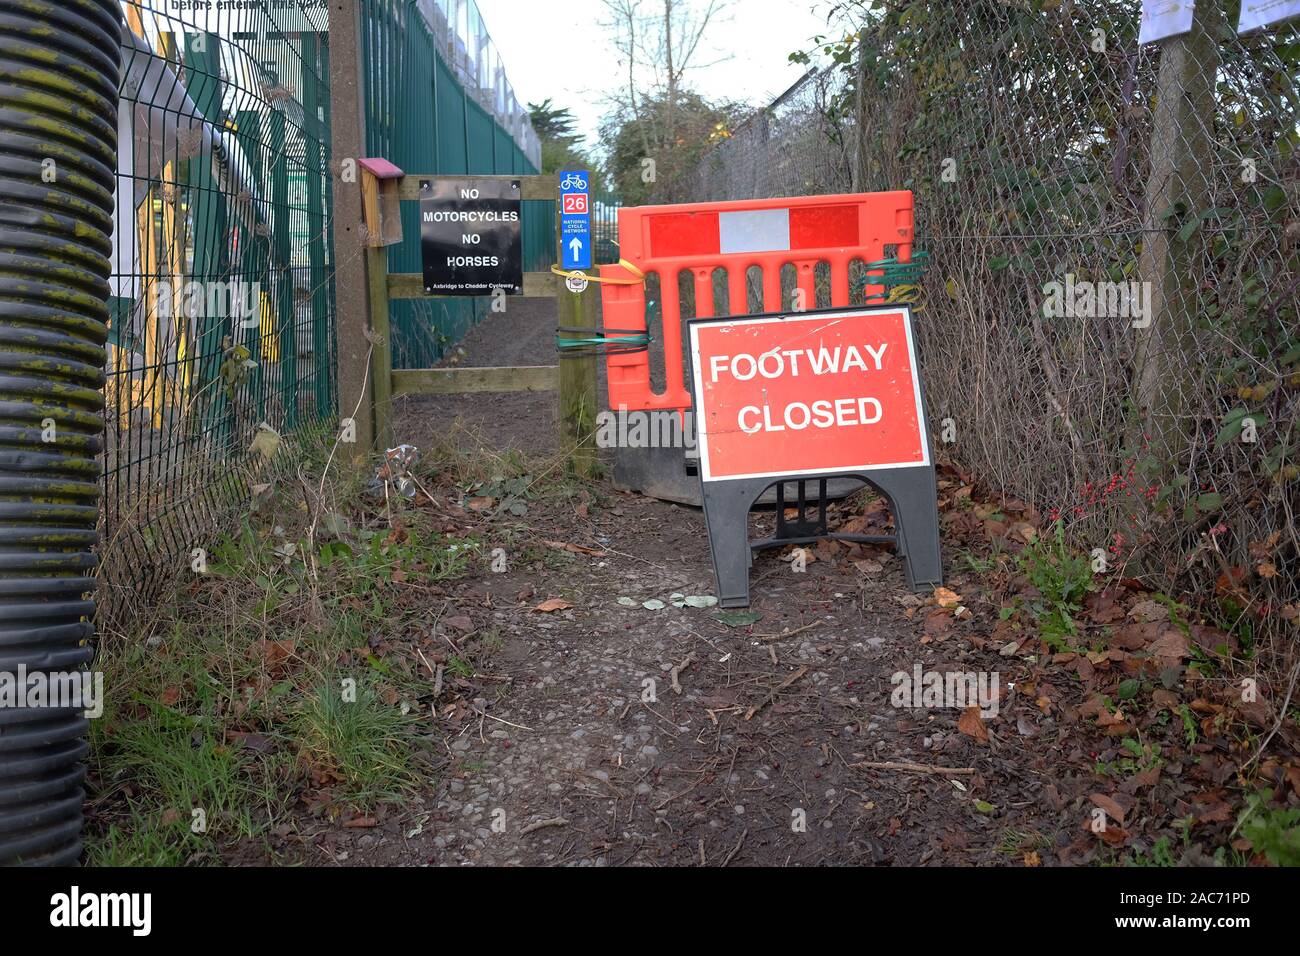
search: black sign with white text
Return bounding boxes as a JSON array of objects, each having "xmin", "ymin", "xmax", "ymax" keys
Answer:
[{"xmin": 419, "ymin": 178, "xmax": 522, "ymax": 295}]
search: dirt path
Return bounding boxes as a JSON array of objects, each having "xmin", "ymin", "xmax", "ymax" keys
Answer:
[{"xmin": 324, "ymin": 303, "xmax": 1090, "ymax": 868}]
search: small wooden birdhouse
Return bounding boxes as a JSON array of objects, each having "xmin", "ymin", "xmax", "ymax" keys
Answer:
[{"xmin": 358, "ymin": 157, "xmax": 404, "ymax": 247}]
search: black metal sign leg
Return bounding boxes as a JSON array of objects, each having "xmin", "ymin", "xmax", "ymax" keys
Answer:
[
  {"xmin": 868, "ymin": 467, "xmax": 943, "ymax": 592},
  {"xmin": 701, "ymin": 479, "xmax": 766, "ymax": 608}
]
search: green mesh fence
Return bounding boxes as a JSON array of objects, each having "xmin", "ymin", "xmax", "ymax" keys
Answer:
[
  {"xmin": 100, "ymin": 0, "xmax": 603, "ymax": 618},
  {"xmin": 102, "ymin": 1, "xmax": 336, "ymax": 617}
]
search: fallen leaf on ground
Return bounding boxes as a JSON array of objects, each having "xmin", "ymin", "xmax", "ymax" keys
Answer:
[
  {"xmin": 1128, "ymin": 599, "xmax": 1169, "ymax": 623},
  {"xmin": 923, "ymin": 609, "xmax": 954, "ymax": 637},
  {"xmin": 1152, "ymin": 688, "xmax": 1180, "ymax": 711},
  {"xmin": 933, "ymin": 586, "xmax": 962, "ymax": 608},
  {"xmin": 1089, "ymin": 793, "xmax": 1130, "ymax": 826},
  {"xmin": 534, "ymin": 598, "xmax": 572, "ymax": 613},
  {"xmin": 1148, "ymin": 628, "xmax": 1190, "ymax": 661},
  {"xmin": 1007, "ymin": 521, "xmax": 1037, "ymax": 543},
  {"xmin": 957, "ymin": 706, "xmax": 989, "ymax": 743},
  {"xmin": 543, "ymin": 540, "xmax": 606, "ymax": 557}
]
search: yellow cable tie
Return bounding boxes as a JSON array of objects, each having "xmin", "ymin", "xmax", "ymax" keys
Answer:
[{"xmin": 550, "ymin": 259, "xmax": 646, "ymax": 286}]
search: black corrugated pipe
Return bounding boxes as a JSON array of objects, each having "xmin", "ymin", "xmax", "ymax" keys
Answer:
[{"xmin": 0, "ymin": 0, "xmax": 121, "ymax": 864}]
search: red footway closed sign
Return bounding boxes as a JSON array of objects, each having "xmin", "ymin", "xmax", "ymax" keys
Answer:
[{"xmin": 688, "ymin": 306, "xmax": 930, "ymax": 482}]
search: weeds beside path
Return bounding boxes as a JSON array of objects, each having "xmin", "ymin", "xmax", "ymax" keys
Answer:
[{"xmin": 85, "ymin": 308, "xmax": 1300, "ymax": 867}]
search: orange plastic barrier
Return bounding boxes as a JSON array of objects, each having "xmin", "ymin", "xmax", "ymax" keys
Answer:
[{"xmin": 598, "ymin": 191, "xmax": 914, "ymax": 414}]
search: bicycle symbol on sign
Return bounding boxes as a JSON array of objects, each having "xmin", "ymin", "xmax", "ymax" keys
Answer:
[{"xmin": 560, "ymin": 173, "xmax": 588, "ymax": 191}]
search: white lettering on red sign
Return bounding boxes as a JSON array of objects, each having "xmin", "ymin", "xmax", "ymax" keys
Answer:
[{"xmin": 689, "ymin": 308, "xmax": 929, "ymax": 482}]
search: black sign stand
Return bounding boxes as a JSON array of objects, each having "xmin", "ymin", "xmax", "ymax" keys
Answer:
[{"xmin": 698, "ymin": 467, "xmax": 943, "ymax": 607}]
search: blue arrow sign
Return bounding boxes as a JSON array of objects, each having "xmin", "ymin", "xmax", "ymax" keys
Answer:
[{"xmin": 559, "ymin": 169, "xmax": 593, "ymax": 272}]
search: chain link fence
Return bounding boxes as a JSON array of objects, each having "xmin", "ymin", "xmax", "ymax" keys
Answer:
[{"xmin": 676, "ymin": 1, "xmax": 1298, "ymax": 641}]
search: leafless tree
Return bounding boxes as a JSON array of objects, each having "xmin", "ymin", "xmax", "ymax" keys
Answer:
[{"xmin": 602, "ymin": 0, "xmax": 732, "ymax": 149}]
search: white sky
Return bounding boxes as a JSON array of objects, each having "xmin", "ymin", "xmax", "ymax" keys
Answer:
[{"xmin": 477, "ymin": 0, "xmax": 836, "ymax": 152}]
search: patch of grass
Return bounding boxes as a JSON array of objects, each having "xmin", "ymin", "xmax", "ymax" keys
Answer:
[
  {"xmin": 1235, "ymin": 789, "xmax": 1300, "ymax": 866},
  {"xmin": 1122, "ymin": 835, "xmax": 1179, "ymax": 867},
  {"xmin": 85, "ymin": 433, "xmax": 480, "ymax": 865},
  {"xmin": 1177, "ymin": 702, "xmax": 1199, "ymax": 748},
  {"xmin": 1095, "ymin": 735, "xmax": 1164, "ymax": 778},
  {"xmin": 1017, "ymin": 522, "xmax": 1094, "ymax": 652},
  {"xmin": 291, "ymin": 680, "xmax": 420, "ymax": 810},
  {"xmin": 84, "ymin": 821, "xmax": 190, "ymax": 868},
  {"xmin": 996, "ymin": 826, "xmax": 1050, "ymax": 857},
  {"xmin": 446, "ymin": 655, "xmax": 475, "ymax": 679},
  {"xmin": 958, "ymin": 549, "xmax": 997, "ymax": 574}
]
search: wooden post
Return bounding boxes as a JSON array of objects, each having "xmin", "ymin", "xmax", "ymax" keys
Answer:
[
  {"xmin": 367, "ymin": 244, "xmax": 394, "ymax": 450},
  {"xmin": 327, "ymin": 0, "xmax": 376, "ymax": 455},
  {"xmin": 556, "ymin": 191, "xmax": 599, "ymax": 476},
  {"xmin": 1130, "ymin": 1, "xmax": 1222, "ymax": 469}
]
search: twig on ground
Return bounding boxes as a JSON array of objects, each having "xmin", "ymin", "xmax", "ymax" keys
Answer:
[
  {"xmin": 669, "ymin": 652, "xmax": 696, "ymax": 695},
  {"xmin": 721, "ymin": 828, "xmax": 748, "ymax": 867},
  {"xmin": 471, "ymin": 708, "xmax": 533, "ymax": 732},
  {"xmin": 850, "ymin": 760, "xmax": 975, "ymax": 776},
  {"xmin": 745, "ymin": 666, "xmax": 809, "ymax": 720},
  {"xmin": 520, "ymin": 817, "xmax": 569, "ymax": 835},
  {"xmin": 753, "ymin": 622, "xmax": 820, "ymax": 641},
  {"xmin": 654, "ymin": 776, "xmax": 705, "ymax": 811}
]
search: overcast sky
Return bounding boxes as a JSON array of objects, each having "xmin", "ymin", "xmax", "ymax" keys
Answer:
[{"xmin": 476, "ymin": 0, "xmax": 835, "ymax": 151}]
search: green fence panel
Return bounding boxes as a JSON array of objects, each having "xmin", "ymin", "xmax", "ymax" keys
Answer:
[{"xmin": 103, "ymin": 5, "xmax": 337, "ymax": 614}]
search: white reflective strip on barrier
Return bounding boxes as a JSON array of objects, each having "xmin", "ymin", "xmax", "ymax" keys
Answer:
[{"xmin": 719, "ymin": 209, "xmax": 790, "ymax": 255}]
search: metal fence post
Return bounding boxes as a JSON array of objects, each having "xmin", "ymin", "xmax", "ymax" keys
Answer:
[
  {"xmin": 269, "ymin": 111, "xmax": 299, "ymax": 431},
  {"xmin": 301, "ymin": 33, "xmax": 332, "ymax": 418},
  {"xmin": 183, "ymin": 31, "xmax": 232, "ymax": 445},
  {"xmin": 235, "ymin": 111, "xmax": 268, "ymax": 423}
]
